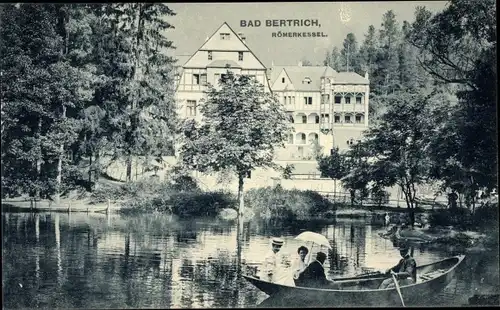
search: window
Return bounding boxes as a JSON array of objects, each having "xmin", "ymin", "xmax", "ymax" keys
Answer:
[
  {"xmin": 321, "ymin": 113, "xmax": 329, "ymax": 123},
  {"xmin": 304, "ymin": 97, "xmax": 312, "ymax": 105},
  {"xmin": 282, "ymin": 77, "xmax": 285, "ymax": 83},
  {"xmin": 288, "ymin": 113, "xmax": 294, "ymax": 123},
  {"xmin": 315, "ymin": 115, "xmax": 320, "ymax": 124},
  {"xmin": 335, "ymin": 96, "xmax": 342, "ymax": 104},
  {"xmin": 302, "ymin": 115, "xmax": 307, "ymax": 123},
  {"xmin": 345, "ymin": 115, "xmax": 352, "ymax": 123},
  {"xmin": 303, "ymin": 77, "xmax": 312, "ymax": 84},
  {"xmin": 299, "ymin": 133, "xmax": 306, "ymax": 144},
  {"xmin": 288, "ymin": 96, "xmax": 292, "ymax": 105},
  {"xmin": 292, "ymin": 96, "xmax": 295, "ymax": 105},
  {"xmin": 193, "ymin": 74, "xmax": 200, "ymax": 85},
  {"xmin": 355, "ymin": 115, "xmax": 362, "ymax": 123},
  {"xmin": 238, "ymin": 52, "xmax": 243, "ymax": 61},
  {"xmin": 321, "ymin": 94, "xmax": 330, "ymax": 104},
  {"xmin": 334, "ymin": 115, "xmax": 340, "ymax": 123},
  {"xmin": 208, "ymin": 51, "xmax": 212, "ymax": 60},
  {"xmin": 356, "ymin": 96, "xmax": 362, "ymax": 104},
  {"xmin": 287, "ymin": 134, "xmax": 293, "ymax": 144},
  {"xmin": 283, "ymin": 96, "xmax": 287, "ymax": 105},
  {"xmin": 220, "ymin": 33, "xmax": 230, "ymax": 40},
  {"xmin": 345, "ymin": 96, "xmax": 351, "ymax": 104},
  {"xmin": 200, "ymin": 74, "xmax": 207, "ymax": 85},
  {"xmin": 187, "ymin": 100, "xmax": 197, "ymax": 116}
]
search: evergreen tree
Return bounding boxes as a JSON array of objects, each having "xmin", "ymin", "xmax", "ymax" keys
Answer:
[
  {"xmin": 374, "ymin": 10, "xmax": 401, "ymax": 95},
  {"xmin": 359, "ymin": 25, "xmax": 378, "ymax": 85},
  {"xmin": 340, "ymin": 33, "xmax": 361, "ymax": 73}
]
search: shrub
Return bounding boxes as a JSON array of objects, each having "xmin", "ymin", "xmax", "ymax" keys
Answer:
[
  {"xmin": 428, "ymin": 208, "xmax": 471, "ymax": 228},
  {"xmin": 245, "ymin": 186, "xmax": 335, "ymax": 220},
  {"xmin": 472, "ymin": 203, "xmax": 499, "ymax": 229}
]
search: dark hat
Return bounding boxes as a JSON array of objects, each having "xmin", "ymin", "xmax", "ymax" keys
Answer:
[{"xmin": 272, "ymin": 237, "xmax": 284, "ymax": 246}]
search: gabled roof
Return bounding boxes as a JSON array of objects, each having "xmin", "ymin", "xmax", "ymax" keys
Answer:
[
  {"xmin": 279, "ymin": 66, "xmax": 338, "ymax": 91},
  {"xmin": 334, "ymin": 71, "xmax": 370, "ymax": 85},
  {"xmin": 207, "ymin": 60, "xmax": 242, "ymax": 68},
  {"xmin": 183, "ymin": 22, "xmax": 267, "ymax": 71},
  {"xmin": 269, "ymin": 65, "xmax": 369, "ymax": 90}
]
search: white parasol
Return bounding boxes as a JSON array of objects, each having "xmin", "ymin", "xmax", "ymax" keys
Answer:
[{"xmin": 295, "ymin": 231, "xmax": 332, "ymax": 264}]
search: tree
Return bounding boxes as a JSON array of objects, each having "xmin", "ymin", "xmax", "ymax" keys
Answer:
[
  {"xmin": 1, "ymin": 4, "xmax": 94, "ymax": 201},
  {"xmin": 408, "ymin": 0, "xmax": 497, "ymax": 201},
  {"xmin": 373, "ymin": 10, "xmax": 401, "ymax": 95},
  {"xmin": 115, "ymin": 3, "xmax": 178, "ymax": 182},
  {"xmin": 317, "ymin": 147, "xmax": 346, "ymax": 202},
  {"xmin": 341, "ymin": 143, "xmax": 371, "ymax": 207},
  {"xmin": 340, "ymin": 33, "xmax": 361, "ymax": 73},
  {"xmin": 324, "ymin": 47, "xmax": 342, "ymax": 71},
  {"xmin": 359, "ymin": 25, "xmax": 378, "ymax": 82},
  {"xmin": 178, "ymin": 71, "xmax": 291, "ymax": 218},
  {"xmin": 301, "ymin": 58, "xmax": 313, "ymax": 66},
  {"xmin": 353, "ymin": 89, "xmax": 438, "ymax": 226}
]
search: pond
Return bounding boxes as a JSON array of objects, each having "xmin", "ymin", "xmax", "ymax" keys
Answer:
[{"xmin": 2, "ymin": 211, "xmax": 499, "ymax": 308}]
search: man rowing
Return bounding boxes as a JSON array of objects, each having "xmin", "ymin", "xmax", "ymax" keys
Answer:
[{"xmin": 378, "ymin": 243, "xmax": 417, "ymax": 289}]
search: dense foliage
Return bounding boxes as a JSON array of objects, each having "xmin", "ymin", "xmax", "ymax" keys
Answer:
[
  {"xmin": 318, "ymin": 0, "xmax": 497, "ymax": 226},
  {"xmin": 178, "ymin": 71, "xmax": 292, "ymax": 216},
  {"xmin": 1, "ymin": 4, "xmax": 178, "ymax": 201}
]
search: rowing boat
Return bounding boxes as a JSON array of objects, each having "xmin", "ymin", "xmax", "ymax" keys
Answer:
[{"xmin": 243, "ymin": 255, "xmax": 465, "ymax": 307}]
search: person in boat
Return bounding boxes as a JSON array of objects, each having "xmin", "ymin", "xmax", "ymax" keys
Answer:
[
  {"xmin": 296, "ymin": 251, "xmax": 339, "ymax": 289},
  {"xmin": 292, "ymin": 246, "xmax": 309, "ymax": 280},
  {"xmin": 378, "ymin": 243, "xmax": 417, "ymax": 289},
  {"xmin": 257, "ymin": 237, "xmax": 294, "ymax": 285}
]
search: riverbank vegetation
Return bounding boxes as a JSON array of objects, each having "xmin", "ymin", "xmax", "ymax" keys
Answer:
[{"xmin": 317, "ymin": 0, "xmax": 497, "ymax": 228}]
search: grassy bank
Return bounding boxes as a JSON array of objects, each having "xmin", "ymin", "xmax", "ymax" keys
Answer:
[
  {"xmin": 90, "ymin": 176, "xmax": 236, "ymax": 218},
  {"xmin": 244, "ymin": 186, "xmax": 335, "ymax": 221}
]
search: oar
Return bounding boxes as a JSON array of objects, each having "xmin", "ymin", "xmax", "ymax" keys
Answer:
[{"xmin": 391, "ymin": 272, "xmax": 406, "ymax": 307}]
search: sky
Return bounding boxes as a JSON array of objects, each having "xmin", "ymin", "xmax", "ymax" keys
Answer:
[{"xmin": 165, "ymin": 1, "xmax": 448, "ymax": 68}]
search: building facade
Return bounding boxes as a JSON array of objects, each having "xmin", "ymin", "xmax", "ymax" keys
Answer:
[
  {"xmin": 269, "ymin": 63, "xmax": 370, "ymax": 162},
  {"xmin": 174, "ymin": 22, "xmax": 270, "ymax": 124},
  {"xmin": 174, "ymin": 22, "xmax": 370, "ymax": 167}
]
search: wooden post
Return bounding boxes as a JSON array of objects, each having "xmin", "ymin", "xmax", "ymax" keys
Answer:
[
  {"xmin": 68, "ymin": 203, "xmax": 71, "ymax": 213},
  {"xmin": 30, "ymin": 199, "xmax": 34, "ymax": 211},
  {"xmin": 107, "ymin": 199, "xmax": 110, "ymax": 215}
]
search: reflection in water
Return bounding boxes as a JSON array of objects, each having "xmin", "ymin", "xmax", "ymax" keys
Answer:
[{"xmin": 2, "ymin": 212, "xmax": 499, "ymax": 308}]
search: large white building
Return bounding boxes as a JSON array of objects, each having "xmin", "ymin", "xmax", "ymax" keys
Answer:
[{"xmin": 174, "ymin": 22, "xmax": 370, "ymax": 173}]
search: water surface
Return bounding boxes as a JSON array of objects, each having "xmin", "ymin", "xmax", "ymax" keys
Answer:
[{"xmin": 2, "ymin": 212, "xmax": 498, "ymax": 308}]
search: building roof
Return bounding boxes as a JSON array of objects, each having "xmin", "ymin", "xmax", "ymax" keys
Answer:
[
  {"xmin": 206, "ymin": 59, "xmax": 242, "ymax": 68},
  {"xmin": 269, "ymin": 65, "xmax": 369, "ymax": 90},
  {"xmin": 272, "ymin": 66, "xmax": 337, "ymax": 91},
  {"xmin": 334, "ymin": 71, "xmax": 370, "ymax": 85}
]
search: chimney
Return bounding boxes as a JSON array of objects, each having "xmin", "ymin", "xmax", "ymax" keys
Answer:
[
  {"xmin": 298, "ymin": 61, "xmax": 303, "ymax": 67},
  {"xmin": 364, "ymin": 71, "xmax": 369, "ymax": 79},
  {"xmin": 238, "ymin": 32, "xmax": 246, "ymax": 43}
]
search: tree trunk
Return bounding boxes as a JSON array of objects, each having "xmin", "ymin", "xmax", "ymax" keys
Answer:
[
  {"xmin": 55, "ymin": 105, "xmax": 67, "ymax": 206},
  {"xmin": 89, "ymin": 153, "xmax": 93, "ymax": 183},
  {"xmin": 333, "ymin": 179, "xmax": 337, "ymax": 203},
  {"xmin": 238, "ymin": 173, "xmax": 245, "ymax": 220},
  {"xmin": 36, "ymin": 118, "xmax": 42, "ymax": 200},
  {"xmin": 126, "ymin": 153, "xmax": 132, "ymax": 182},
  {"xmin": 94, "ymin": 151, "xmax": 100, "ymax": 184}
]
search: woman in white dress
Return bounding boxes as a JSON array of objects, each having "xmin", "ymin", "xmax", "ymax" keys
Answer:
[{"xmin": 292, "ymin": 245, "xmax": 309, "ymax": 280}]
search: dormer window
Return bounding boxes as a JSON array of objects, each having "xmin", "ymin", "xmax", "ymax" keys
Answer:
[
  {"xmin": 303, "ymin": 77, "xmax": 312, "ymax": 84},
  {"xmin": 220, "ymin": 33, "xmax": 230, "ymax": 40}
]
